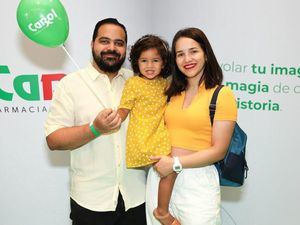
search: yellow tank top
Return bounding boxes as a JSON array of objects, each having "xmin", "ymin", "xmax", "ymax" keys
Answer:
[{"xmin": 164, "ymin": 84, "xmax": 237, "ymax": 151}]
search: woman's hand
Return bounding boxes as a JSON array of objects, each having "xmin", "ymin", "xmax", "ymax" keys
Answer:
[{"xmin": 150, "ymin": 155, "xmax": 174, "ymax": 178}]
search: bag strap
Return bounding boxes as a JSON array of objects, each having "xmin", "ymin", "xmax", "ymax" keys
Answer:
[{"xmin": 209, "ymin": 85, "xmax": 224, "ymax": 126}]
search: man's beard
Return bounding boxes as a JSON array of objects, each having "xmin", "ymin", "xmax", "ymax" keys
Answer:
[{"xmin": 92, "ymin": 49, "xmax": 126, "ymax": 73}]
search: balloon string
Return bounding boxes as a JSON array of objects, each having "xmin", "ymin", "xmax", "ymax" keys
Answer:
[{"xmin": 61, "ymin": 44, "xmax": 80, "ymax": 70}]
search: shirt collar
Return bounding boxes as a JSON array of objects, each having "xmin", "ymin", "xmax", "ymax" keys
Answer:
[
  {"xmin": 180, "ymin": 81, "xmax": 206, "ymax": 96},
  {"xmin": 85, "ymin": 62, "xmax": 127, "ymax": 81}
]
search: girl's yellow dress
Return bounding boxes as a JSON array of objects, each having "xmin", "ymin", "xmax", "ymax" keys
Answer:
[{"xmin": 119, "ymin": 76, "xmax": 171, "ymax": 168}]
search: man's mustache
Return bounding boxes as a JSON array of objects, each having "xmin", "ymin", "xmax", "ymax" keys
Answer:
[{"xmin": 101, "ymin": 50, "xmax": 121, "ymax": 58}]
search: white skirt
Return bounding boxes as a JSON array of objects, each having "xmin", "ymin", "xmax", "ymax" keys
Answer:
[{"xmin": 146, "ymin": 165, "xmax": 221, "ymax": 225}]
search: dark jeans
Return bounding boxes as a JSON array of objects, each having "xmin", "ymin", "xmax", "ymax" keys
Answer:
[{"xmin": 70, "ymin": 192, "xmax": 146, "ymax": 225}]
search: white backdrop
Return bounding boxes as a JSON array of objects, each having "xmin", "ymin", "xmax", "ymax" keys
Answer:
[{"xmin": 1, "ymin": 1, "xmax": 299, "ymax": 225}]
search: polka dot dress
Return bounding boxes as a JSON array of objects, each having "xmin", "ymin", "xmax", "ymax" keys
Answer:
[{"xmin": 119, "ymin": 76, "xmax": 171, "ymax": 168}]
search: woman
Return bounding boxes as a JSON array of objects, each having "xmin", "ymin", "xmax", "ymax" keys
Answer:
[{"xmin": 146, "ymin": 27, "xmax": 237, "ymax": 225}]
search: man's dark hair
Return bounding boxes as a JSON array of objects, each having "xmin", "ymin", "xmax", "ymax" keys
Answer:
[{"xmin": 92, "ymin": 18, "xmax": 127, "ymax": 43}]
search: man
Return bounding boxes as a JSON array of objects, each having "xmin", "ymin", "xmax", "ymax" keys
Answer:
[{"xmin": 44, "ymin": 18, "xmax": 146, "ymax": 225}]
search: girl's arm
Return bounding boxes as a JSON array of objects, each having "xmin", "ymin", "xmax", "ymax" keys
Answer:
[
  {"xmin": 152, "ymin": 120, "xmax": 235, "ymax": 177},
  {"xmin": 117, "ymin": 108, "xmax": 130, "ymax": 122}
]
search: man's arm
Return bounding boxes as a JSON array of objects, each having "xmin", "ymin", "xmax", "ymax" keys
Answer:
[{"xmin": 46, "ymin": 108, "xmax": 121, "ymax": 150}]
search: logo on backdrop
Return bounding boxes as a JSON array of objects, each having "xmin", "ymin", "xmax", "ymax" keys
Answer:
[{"xmin": 0, "ymin": 65, "xmax": 65, "ymax": 114}]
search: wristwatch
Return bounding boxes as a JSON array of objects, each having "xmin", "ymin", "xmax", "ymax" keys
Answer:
[{"xmin": 172, "ymin": 157, "xmax": 182, "ymax": 174}]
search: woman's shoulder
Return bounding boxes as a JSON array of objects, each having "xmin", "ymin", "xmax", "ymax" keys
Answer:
[
  {"xmin": 218, "ymin": 85, "xmax": 236, "ymax": 99},
  {"xmin": 203, "ymin": 85, "xmax": 236, "ymax": 106},
  {"xmin": 220, "ymin": 85, "xmax": 234, "ymax": 92},
  {"xmin": 206, "ymin": 85, "xmax": 235, "ymax": 97}
]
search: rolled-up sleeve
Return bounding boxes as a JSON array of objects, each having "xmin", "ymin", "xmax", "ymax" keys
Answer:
[{"xmin": 44, "ymin": 79, "xmax": 74, "ymax": 136}]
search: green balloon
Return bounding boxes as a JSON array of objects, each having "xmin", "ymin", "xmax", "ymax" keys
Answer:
[{"xmin": 16, "ymin": 0, "xmax": 69, "ymax": 48}]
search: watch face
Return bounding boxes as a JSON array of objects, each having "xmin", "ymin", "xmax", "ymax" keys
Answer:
[
  {"xmin": 173, "ymin": 164, "xmax": 182, "ymax": 172},
  {"xmin": 174, "ymin": 165, "xmax": 181, "ymax": 170},
  {"xmin": 173, "ymin": 157, "xmax": 182, "ymax": 173}
]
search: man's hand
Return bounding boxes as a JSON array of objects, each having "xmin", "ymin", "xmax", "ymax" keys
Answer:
[{"xmin": 93, "ymin": 108, "xmax": 121, "ymax": 134}]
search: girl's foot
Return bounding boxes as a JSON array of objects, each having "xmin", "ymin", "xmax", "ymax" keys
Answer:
[{"xmin": 153, "ymin": 208, "xmax": 181, "ymax": 225}]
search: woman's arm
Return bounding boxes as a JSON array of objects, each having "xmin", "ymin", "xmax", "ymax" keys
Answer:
[
  {"xmin": 180, "ymin": 120, "xmax": 235, "ymax": 167},
  {"xmin": 152, "ymin": 120, "xmax": 235, "ymax": 177}
]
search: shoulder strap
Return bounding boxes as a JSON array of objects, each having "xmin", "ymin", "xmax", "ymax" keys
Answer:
[{"xmin": 209, "ymin": 85, "xmax": 224, "ymax": 125}]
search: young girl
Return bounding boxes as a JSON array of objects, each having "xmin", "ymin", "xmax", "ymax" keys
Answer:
[{"xmin": 118, "ymin": 35, "xmax": 180, "ymax": 225}]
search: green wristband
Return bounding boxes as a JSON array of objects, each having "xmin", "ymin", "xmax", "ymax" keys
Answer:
[{"xmin": 89, "ymin": 122, "xmax": 101, "ymax": 137}]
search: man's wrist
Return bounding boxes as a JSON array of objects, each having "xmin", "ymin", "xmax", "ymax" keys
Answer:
[{"xmin": 89, "ymin": 122, "xmax": 101, "ymax": 137}]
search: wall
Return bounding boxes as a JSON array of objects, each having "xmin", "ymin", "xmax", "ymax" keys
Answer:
[{"xmin": 1, "ymin": 0, "xmax": 299, "ymax": 225}]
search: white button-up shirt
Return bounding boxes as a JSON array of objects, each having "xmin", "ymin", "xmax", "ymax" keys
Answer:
[{"xmin": 44, "ymin": 63, "xmax": 146, "ymax": 211}]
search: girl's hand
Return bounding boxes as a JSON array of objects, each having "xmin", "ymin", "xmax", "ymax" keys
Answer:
[
  {"xmin": 93, "ymin": 108, "xmax": 121, "ymax": 134},
  {"xmin": 150, "ymin": 155, "xmax": 174, "ymax": 178}
]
